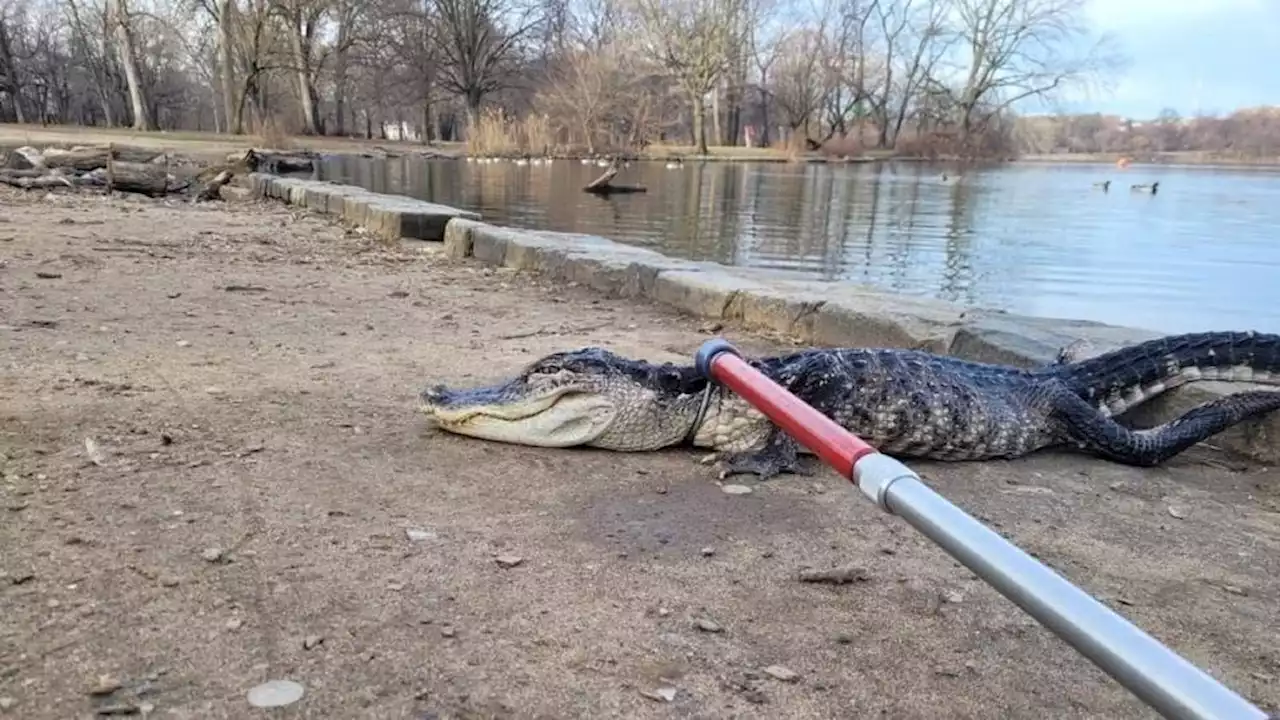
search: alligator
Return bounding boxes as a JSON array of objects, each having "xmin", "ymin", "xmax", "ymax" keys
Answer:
[{"xmin": 418, "ymin": 330, "xmax": 1280, "ymax": 479}]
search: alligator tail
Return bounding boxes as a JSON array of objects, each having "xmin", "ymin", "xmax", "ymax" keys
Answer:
[{"xmin": 1052, "ymin": 330, "xmax": 1280, "ymax": 416}]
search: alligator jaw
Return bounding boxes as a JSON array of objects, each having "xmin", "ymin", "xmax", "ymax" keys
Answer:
[{"xmin": 419, "ymin": 381, "xmax": 620, "ymax": 448}]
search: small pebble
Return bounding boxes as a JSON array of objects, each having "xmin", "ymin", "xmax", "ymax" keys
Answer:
[
  {"xmin": 798, "ymin": 567, "xmax": 869, "ymax": 585},
  {"xmin": 942, "ymin": 590, "xmax": 964, "ymax": 604},
  {"xmin": 204, "ymin": 387, "xmax": 226, "ymax": 396},
  {"xmin": 694, "ymin": 618, "xmax": 723, "ymax": 633},
  {"xmin": 176, "ymin": 340, "xmax": 191, "ymax": 348},
  {"xmin": 721, "ymin": 484, "xmax": 752, "ymax": 495},
  {"xmin": 405, "ymin": 528, "xmax": 436, "ymax": 542},
  {"xmin": 0, "ymin": 697, "xmax": 14, "ymax": 710},
  {"xmin": 440, "ymin": 626, "xmax": 456, "ymax": 638},
  {"xmin": 1167, "ymin": 506, "xmax": 1187, "ymax": 519},
  {"xmin": 641, "ymin": 686, "xmax": 677, "ymax": 702},
  {"xmin": 200, "ymin": 548, "xmax": 224, "ymax": 563},
  {"xmin": 494, "ymin": 555, "xmax": 524, "ymax": 568},
  {"xmin": 763, "ymin": 664, "xmax": 799, "ymax": 682},
  {"xmin": 657, "ymin": 607, "xmax": 670, "ymax": 617},
  {"xmin": 246, "ymin": 679, "xmax": 305, "ymax": 708},
  {"xmin": 89, "ymin": 674, "xmax": 123, "ymax": 696},
  {"xmin": 700, "ymin": 547, "xmax": 715, "ymax": 557},
  {"xmin": 159, "ymin": 576, "xmax": 180, "ymax": 588},
  {"xmin": 303, "ymin": 635, "xmax": 324, "ymax": 650},
  {"xmin": 94, "ymin": 702, "xmax": 140, "ymax": 715},
  {"xmin": 225, "ymin": 617, "xmax": 243, "ymax": 630}
]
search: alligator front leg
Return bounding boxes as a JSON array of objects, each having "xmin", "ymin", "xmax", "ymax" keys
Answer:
[
  {"xmin": 713, "ymin": 429, "xmax": 811, "ymax": 480},
  {"xmin": 1045, "ymin": 381, "xmax": 1280, "ymax": 466},
  {"xmin": 1053, "ymin": 338, "xmax": 1097, "ymax": 364}
]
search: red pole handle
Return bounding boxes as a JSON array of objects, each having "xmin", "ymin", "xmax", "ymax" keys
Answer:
[{"xmin": 695, "ymin": 339, "xmax": 879, "ymax": 481}]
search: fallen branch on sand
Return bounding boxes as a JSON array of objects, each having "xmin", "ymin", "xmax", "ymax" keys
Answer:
[
  {"xmin": 582, "ymin": 158, "xmax": 647, "ymax": 196},
  {"xmin": 0, "ymin": 143, "xmax": 240, "ymax": 201}
]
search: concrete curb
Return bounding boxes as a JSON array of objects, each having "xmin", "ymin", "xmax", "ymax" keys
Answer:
[
  {"xmin": 248, "ymin": 172, "xmax": 479, "ymax": 242},
  {"xmin": 252, "ymin": 172, "xmax": 1278, "ymax": 464}
]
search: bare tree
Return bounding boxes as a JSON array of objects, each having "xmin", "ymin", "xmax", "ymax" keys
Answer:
[
  {"xmin": 768, "ymin": 28, "xmax": 823, "ymax": 138},
  {"xmin": 538, "ymin": 45, "xmax": 619, "ymax": 152},
  {"xmin": 432, "ymin": 0, "xmax": 543, "ymax": 125},
  {"xmin": 328, "ymin": 0, "xmax": 367, "ymax": 135},
  {"xmin": 948, "ymin": 0, "xmax": 1122, "ymax": 140},
  {"xmin": 814, "ymin": 0, "xmax": 875, "ymax": 141},
  {"xmin": 109, "ymin": 0, "xmax": 151, "ymax": 129},
  {"xmin": 269, "ymin": 0, "xmax": 327, "ymax": 134},
  {"xmin": 632, "ymin": 0, "xmax": 745, "ymax": 153},
  {"xmin": 869, "ymin": 0, "xmax": 952, "ymax": 147}
]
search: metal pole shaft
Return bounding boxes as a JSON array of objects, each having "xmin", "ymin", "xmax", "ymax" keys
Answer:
[{"xmin": 694, "ymin": 339, "xmax": 1268, "ymax": 720}]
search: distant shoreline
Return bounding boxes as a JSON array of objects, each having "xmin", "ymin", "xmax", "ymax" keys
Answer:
[
  {"xmin": 1, "ymin": 123, "xmax": 1277, "ymax": 171},
  {"xmin": 1014, "ymin": 152, "xmax": 1280, "ymax": 170}
]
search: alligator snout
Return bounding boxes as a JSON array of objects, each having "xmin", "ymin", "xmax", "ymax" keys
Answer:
[{"xmin": 420, "ymin": 383, "xmax": 452, "ymax": 405}]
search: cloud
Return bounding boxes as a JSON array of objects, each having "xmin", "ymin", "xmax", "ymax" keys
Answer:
[
  {"xmin": 1087, "ymin": 0, "xmax": 1268, "ymax": 30},
  {"xmin": 1079, "ymin": 0, "xmax": 1280, "ymax": 116}
]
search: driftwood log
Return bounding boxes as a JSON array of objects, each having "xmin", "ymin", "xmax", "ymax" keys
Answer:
[
  {"xmin": 235, "ymin": 148, "xmax": 317, "ymax": 174},
  {"xmin": 582, "ymin": 158, "xmax": 647, "ymax": 195},
  {"xmin": 0, "ymin": 143, "xmax": 240, "ymax": 202}
]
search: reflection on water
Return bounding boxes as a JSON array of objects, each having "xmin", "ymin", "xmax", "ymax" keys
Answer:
[{"xmin": 314, "ymin": 155, "xmax": 1280, "ymax": 335}]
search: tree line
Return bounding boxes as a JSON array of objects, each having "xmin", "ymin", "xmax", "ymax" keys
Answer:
[{"xmin": 0, "ymin": 0, "xmax": 1274, "ymax": 160}]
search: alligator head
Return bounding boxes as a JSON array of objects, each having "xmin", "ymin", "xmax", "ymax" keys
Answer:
[{"xmin": 419, "ymin": 347, "xmax": 711, "ymax": 451}]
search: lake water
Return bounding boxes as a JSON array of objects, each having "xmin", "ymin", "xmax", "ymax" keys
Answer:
[{"xmin": 314, "ymin": 155, "xmax": 1280, "ymax": 335}]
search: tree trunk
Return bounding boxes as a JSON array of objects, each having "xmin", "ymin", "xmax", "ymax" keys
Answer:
[
  {"xmin": 0, "ymin": 20, "xmax": 25, "ymax": 124},
  {"xmin": 111, "ymin": 0, "xmax": 151, "ymax": 131},
  {"xmin": 757, "ymin": 69, "xmax": 770, "ymax": 147},
  {"xmin": 420, "ymin": 102, "xmax": 434, "ymax": 144},
  {"xmin": 287, "ymin": 16, "xmax": 318, "ymax": 135},
  {"xmin": 690, "ymin": 91, "xmax": 708, "ymax": 155},
  {"xmin": 465, "ymin": 90, "xmax": 484, "ymax": 140},
  {"xmin": 419, "ymin": 72, "xmax": 434, "ymax": 143},
  {"xmin": 333, "ymin": 48, "xmax": 348, "ymax": 136},
  {"xmin": 217, "ymin": 0, "xmax": 239, "ymax": 134},
  {"xmin": 96, "ymin": 10, "xmax": 116, "ymax": 125},
  {"xmin": 724, "ymin": 54, "xmax": 746, "ymax": 146},
  {"xmin": 711, "ymin": 86, "xmax": 722, "ymax": 149}
]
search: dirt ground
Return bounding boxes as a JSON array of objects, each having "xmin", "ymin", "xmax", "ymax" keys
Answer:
[{"xmin": 1, "ymin": 186, "xmax": 1278, "ymax": 720}]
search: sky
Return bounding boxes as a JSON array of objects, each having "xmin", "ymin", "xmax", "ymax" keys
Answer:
[{"xmin": 1059, "ymin": 0, "xmax": 1280, "ymax": 118}]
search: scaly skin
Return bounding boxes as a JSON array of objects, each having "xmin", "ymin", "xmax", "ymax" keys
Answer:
[{"xmin": 418, "ymin": 331, "xmax": 1280, "ymax": 479}]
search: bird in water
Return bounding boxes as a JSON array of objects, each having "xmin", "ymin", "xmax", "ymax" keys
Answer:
[
  {"xmin": 1093, "ymin": 180, "xmax": 1111, "ymax": 191},
  {"xmin": 1130, "ymin": 181, "xmax": 1159, "ymax": 194}
]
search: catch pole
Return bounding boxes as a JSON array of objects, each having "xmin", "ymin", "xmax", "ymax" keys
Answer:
[{"xmin": 694, "ymin": 338, "xmax": 1270, "ymax": 720}]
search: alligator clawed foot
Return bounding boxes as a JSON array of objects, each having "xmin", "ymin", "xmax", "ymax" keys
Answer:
[{"xmin": 714, "ymin": 451, "xmax": 810, "ymax": 481}]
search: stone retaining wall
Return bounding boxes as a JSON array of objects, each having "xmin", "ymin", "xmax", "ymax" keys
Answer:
[
  {"xmin": 247, "ymin": 173, "xmax": 480, "ymax": 242},
  {"xmin": 248, "ymin": 172, "xmax": 1278, "ymax": 463}
]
